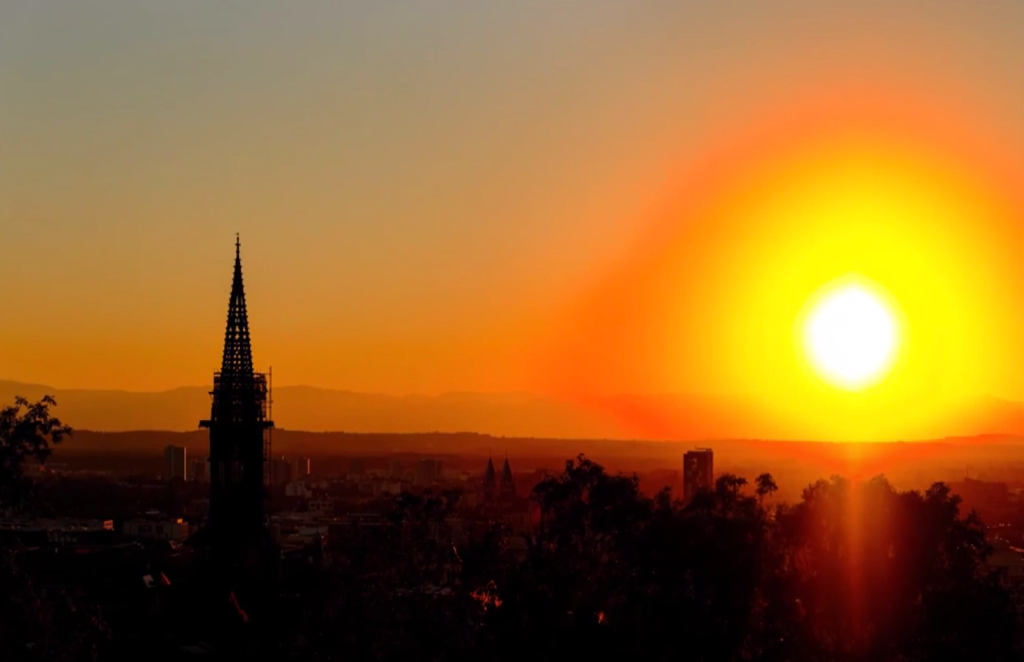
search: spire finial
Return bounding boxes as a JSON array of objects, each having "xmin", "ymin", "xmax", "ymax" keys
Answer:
[{"xmin": 221, "ymin": 233, "xmax": 254, "ymax": 376}]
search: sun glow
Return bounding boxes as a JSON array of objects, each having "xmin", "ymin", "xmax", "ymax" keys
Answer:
[
  {"xmin": 801, "ymin": 278, "xmax": 900, "ymax": 391},
  {"xmin": 542, "ymin": 97, "xmax": 1023, "ymax": 440}
]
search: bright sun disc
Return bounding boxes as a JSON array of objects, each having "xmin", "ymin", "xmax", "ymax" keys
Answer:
[{"xmin": 801, "ymin": 278, "xmax": 899, "ymax": 391}]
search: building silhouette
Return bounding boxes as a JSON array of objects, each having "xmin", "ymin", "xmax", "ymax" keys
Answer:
[
  {"xmin": 415, "ymin": 458, "xmax": 443, "ymax": 485},
  {"xmin": 483, "ymin": 455, "xmax": 516, "ymax": 502},
  {"xmin": 164, "ymin": 445, "xmax": 187, "ymax": 482},
  {"xmin": 270, "ymin": 455, "xmax": 293, "ymax": 485},
  {"xmin": 191, "ymin": 236, "xmax": 278, "ymax": 615},
  {"xmin": 499, "ymin": 456, "xmax": 515, "ymax": 499},
  {"xmin": 188, "ymin": 457, "xmax": 209, "ymax": 483},
  {"xmin": 683, "ymin": 448, "xmax": 714, "ymax": 502},
  {"xmin": 483, "ymin": 457, "xmax": 497, "ymax": 500}
]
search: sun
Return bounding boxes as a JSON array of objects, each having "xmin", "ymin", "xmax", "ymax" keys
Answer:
[{"xmin": 800, "ymin": 277, "xmax": 901, "ymax": 391}]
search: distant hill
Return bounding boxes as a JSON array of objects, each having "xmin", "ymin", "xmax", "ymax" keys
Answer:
[
  {"xmin": 60, "ymin": 428, "xmax": 1024, "ymax": 458},
  {"xmin": 1, "ymin": 379, "xmax": 1021, "ymax": 441}
]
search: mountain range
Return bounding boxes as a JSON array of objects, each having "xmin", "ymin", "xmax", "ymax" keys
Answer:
[{"xmin": 2, "ymin": 379, "xmax": 1021, "ymax": 441}]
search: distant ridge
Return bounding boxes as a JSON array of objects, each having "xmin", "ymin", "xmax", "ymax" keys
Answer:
[
  {"xmin": 62, "ymin": 428, "xmax": 1024, "ymax": 455},
  {"xmin": 2, "ymin": 379, "xmax": 1021, "ymax": 441}
]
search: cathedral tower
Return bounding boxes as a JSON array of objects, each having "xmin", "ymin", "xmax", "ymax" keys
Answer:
[{"xmin": 199, "ymin": 236, "xmax": 274, "ymax": 544}]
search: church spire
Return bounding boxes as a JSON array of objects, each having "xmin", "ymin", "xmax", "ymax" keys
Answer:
[
  {"xmin": 200, "ymin": 235, "xmax": 273, "ymax": 533},
  {"xmin": 500, "ymin": 456, "xmax": 515, "ymax": 497},
  {"xmin": 483, "ymin": 457, "xmax": 497, "ymax": 498},
  {"xmin": 221, "ymin": 234, "xmax": 255, "ymax": 377}
]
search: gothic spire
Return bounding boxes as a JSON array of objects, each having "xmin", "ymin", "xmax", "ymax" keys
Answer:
[
  {"xmin": 483, "ymin": 457, "xmax": 497, "ymax": 493},
  {"xmin": 500, "ymin": 456, "xmax": 515, "ymax": 495},
  {"xmin": 221, "ymin": 234, "xmax": 255, "ymax": 377}
]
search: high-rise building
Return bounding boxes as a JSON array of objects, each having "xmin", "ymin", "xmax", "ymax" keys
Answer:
[
  {"xmin": 683, "ymin": 448, "xmax": 714, "ymax": 502},
  {"xmin": 164, "ymin": 445, "xmax": 187, "ymax": 482}
]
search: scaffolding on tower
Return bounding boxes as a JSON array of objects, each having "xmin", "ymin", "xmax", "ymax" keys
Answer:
[{"xmin": 264, "ymin": 366, "xmax": 273, "ymax": 487}]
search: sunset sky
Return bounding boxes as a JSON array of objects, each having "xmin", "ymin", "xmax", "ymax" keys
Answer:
[{"xmin": 1, "ymin": 2, "xmax": 1021, "ymax": 439}]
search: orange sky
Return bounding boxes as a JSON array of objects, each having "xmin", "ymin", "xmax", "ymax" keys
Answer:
[
  {"xmin": 538, "ymin": 92, "xmax": 1023, "ymax": 439},
  {"xmin": 0, "ymin": 2, "xmax": 1021, "ymax": 439}
]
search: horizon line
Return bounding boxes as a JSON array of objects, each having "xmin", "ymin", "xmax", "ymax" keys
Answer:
[
  {"xmin": 65, "ymin": 427, "xmax": 1024, "ymax": 446},
  {"xmin": 2, "ymin": 377, "xmax": 1022, "ymax": 407}
]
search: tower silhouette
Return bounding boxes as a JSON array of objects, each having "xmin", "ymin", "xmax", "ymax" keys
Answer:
[
  {"xmin": 196, "ymin": 236, "xmax": 277, "ymax": 598},
  {"xmin": 499, "ymin": 456, "xmax": 515, "ymax": 499},
  {"xmin": 483, "ymin": 457, "xmax": 497, "ymax": 501}
]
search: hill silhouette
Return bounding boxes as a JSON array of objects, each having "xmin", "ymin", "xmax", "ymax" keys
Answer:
[{"xmin": 1, "ymin": 379, "xmax": 1021, "ymax": 441}]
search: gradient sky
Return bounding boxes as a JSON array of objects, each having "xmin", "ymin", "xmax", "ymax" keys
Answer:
[{"xmin": 1, "ymin": 2, "xmax": 1021, "ymax": 425}]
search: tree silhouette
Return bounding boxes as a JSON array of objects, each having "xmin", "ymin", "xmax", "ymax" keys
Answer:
[
  {"xmin": 0, "ymin": 396, "xmax": 72, "ymax": 510},
  {"xmin": 482, "ymin": 457, "xmax": 1021, "ymax": 662},
  {"xmin": 775, "ymin": 475, "xmax": 1021, "ymax": 661},
  {"xmin": 257, "ymin": 454, "xmax": 1024, "ymax": 661},
  {"xmin": 755, "ymin": 472, "xmax": 778, "ymax": 502},
  {"xmin": 0, "ymin": 397, "xmax": 111, "ymax": 661}
]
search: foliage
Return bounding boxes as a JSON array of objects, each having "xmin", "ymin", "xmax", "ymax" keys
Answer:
[
  {"xmin": 0, "ymin": 396, "xmax": 72, "ymax": 509},
  {"xmin": 284, "ymin": 489, "xmax": 485, "ymax": 661},
  {"xmin": 294, "ymin": 454, "xmax": 1023, "ymax": 662},
  {"xmin": 0, "ymin": 547, "xmax": 111, "ymax": 661},
  {"xmin": 0, "ymin": 397, "xmax": 112, "ymax": 661}
]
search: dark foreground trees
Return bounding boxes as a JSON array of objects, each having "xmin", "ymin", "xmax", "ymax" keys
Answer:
[
  {"xmin": 298, "ymin": 455, "xmax": 1023, "ymax": 662},
  {"xmin": 0, "ymin": 396, "xmax": 111, "ymax": 662},
  {"xmin": 494, "ymin": 458, "xmax": 1021, "ymax": 662},
  {"xmin": 0, "ymin": 549, "xmax": 110, "ymax": 662}
]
